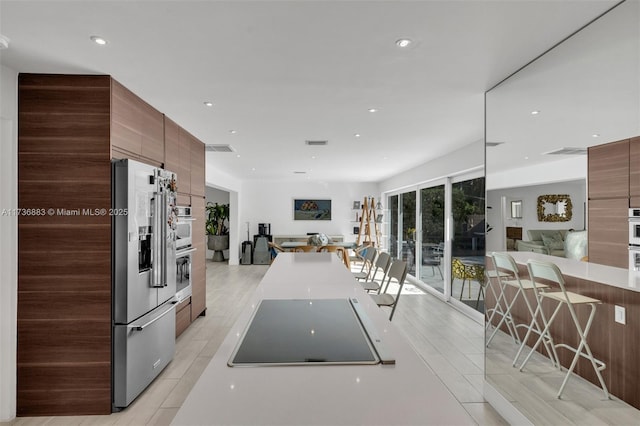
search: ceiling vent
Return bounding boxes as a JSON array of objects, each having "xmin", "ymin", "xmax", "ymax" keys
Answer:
[
  {"xmin": 486, "ymin": 141, "xmax": 504, "ymax": 147},
  {"xmin": 205, "ymin": 144, "xmax": 235, "ymax": 153},
  {"xmin": 305, "ymin": 140, "xmax": 328, "ymax": 146},
  {"xmin": 543, "ymin": 147, "xmax": 587, "ymax": 155},
  {"xmin": 293, "ymin": 171, "xmax": 307, "ymax": 174}
]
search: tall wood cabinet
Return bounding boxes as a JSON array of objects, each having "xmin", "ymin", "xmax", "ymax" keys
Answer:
[
  {"xmin": 17, "ymin": 74, "xmax": 206, "ymax": 416},
  {"xmin": 587, "ymin": 139, "xmax": 630, "ymax": 268}
]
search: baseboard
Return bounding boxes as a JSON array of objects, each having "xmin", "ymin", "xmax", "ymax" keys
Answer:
[{"xmin": 483, "ymin": 380, "xmax": 533, "ymax": 426}]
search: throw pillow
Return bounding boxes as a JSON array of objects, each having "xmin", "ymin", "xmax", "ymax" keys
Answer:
[{"xmin": 541, "ymin": 232, "xmax": 564, "ymax": 250}]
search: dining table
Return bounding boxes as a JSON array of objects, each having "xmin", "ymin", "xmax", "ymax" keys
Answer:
[
  {"xmin": 171, "ymin": 252, "xmax": 474, "ymax": 425},
  {"xmin": 280, "ymin": 241, "xmax": 356, "ymax": 267}
]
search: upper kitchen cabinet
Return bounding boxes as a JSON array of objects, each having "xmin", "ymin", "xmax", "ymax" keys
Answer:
[
  {"xmin": 190, "ymin": 136, "xmax": 205, "ymax": 197},
  {"xmin": 588, "ymin": 139, "xmax": 630, "ymax": 200},
  {"xmin": 111, "ymin": 80, "xmax": 164, "ymax": 166},
  {"xmin": 164, "ymin": 116, "xmax": 191, "ymax": 195},
  {"xmin": 630, "ymin": 137, "xmax": 640, "ymax": 205}
]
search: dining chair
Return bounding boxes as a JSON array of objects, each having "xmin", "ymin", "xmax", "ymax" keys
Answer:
[
  {"xmin": 487, "ymin": 252, "xmax": 556, "ymax": 369},
  {"xmin": 352, "ymin": 246, "xmax": 377, "ymax": 280},
  {"xmin": 318, "ymin": 245, "xmax": 349, "ymax": 268},
  {"xmin": 294, "ymin": 245, "xmax": 319, "ymax": 253},
  {"xmin": 451, "ymin": 258, "xmax": 485, "ymax": 307},
  {"xmin": 361, "ymin": 251, "xmax": 391, "ymax": 293},
  {"xmin": 349, "ymin": 244, "xmax": 370, "ymax": 267},
  {"xmin": 370, "ymin": 259, "xmax": 408, "ymax": 321},
  {"xmin": 520, "ymin": 259, "xmax": 609, "ymax": 400}
]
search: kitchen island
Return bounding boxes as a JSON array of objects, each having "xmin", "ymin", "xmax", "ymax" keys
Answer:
[{"xmin": 172, "ymin": 253, "xmax": 474, "ymax": 425}]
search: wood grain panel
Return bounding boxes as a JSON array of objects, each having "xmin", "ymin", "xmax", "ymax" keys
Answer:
[
  {"xmin": 17, "ymin": 363, "xmax": 110, "ymax": 392},
  {"xmin": 17, "ymin": 389, "xmax": 111, "ymax": 416},
  {"xmin": 588, "ymin": 198, "xmax": 629, "ymax": 268},
  {"xmin": 19, "ymin": 224, "xmax": 110, "ymax": 252},
  {"xmin": 191, "ymin": 196, "xmax": 206, "ymax": 320},
  {"xmin": 111, "ymin": 121, "xmax": 142, "ymax": 156},
  {"xmin": 18, "ymin": 275, "xmax": 110, "ymax": 293},
  {"xmin": 140, "ymin": 103, "xmax": 164, "ymax": 164},
  {"xmin": 176, "ymin": 298, "xmax": 192, "ymax": 338},
  {"xmin": 18, "ymin": 291, "xmax": 111, "ymax": 320},
  {"xmin": 18, "ymin": 181, "xmax": 110, "ymax": 225},
  {"xmin": 588, "ymin": 139, "xmax": 629, "ymax": 199},
  {"xmin": 19, "ymin": 73, "xmax": 110, "ymax": 88},
  {"xmin": 164, "ymin": 116, "xmax": 181, "ymax": 175},
  {"xmin": 19, "ymin": 112, "xmax": 110, "ymax": 141},
  {"xmin": 19, "ymin": 153, "xmax": 110, "ymax": 182},
  {"xmin": 19, "ymin": 87, "xmax": 110, "ymax": 115},
  {"xmin": 17, "ymin": 320, "xmax": 110, "ymax": 364},
  {"xmin": 177, "ymin": 193, "xmax": 191, "ymax": 206},
  {"xmin": 18, "ymin": 250, "xmax": 110, "ymax": 277},
  {"xmin": 190, "ymin": 136, "xmax": 205, "ymax": 197},
  {"xmin": 623, "ymin": 289, "xmax": 640, "ymax": 408},
  {"xmin": 631, "ymin": 197, "xmax": 640, "ymax": 208},
  {"xmin": 631, "ymin": 137, "xmax": 640, "ymax": 198},
  {"xmin": 177, "ymin": 128, "xmax": 193, "ymax": 194}
]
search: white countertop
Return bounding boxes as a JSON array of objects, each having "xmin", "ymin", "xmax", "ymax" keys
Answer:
[
  {"xmin": 171, "ymin": 253, "xmax": 474, "ymax": 425},
  {"xmin": 506, "ymin": 251, "xmax": 640, "ymax": 291}
]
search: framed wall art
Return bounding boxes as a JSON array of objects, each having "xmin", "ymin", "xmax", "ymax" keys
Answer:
[{"xmin": 293, "ymin": 199, "xmax": 332, "ymax": 220}]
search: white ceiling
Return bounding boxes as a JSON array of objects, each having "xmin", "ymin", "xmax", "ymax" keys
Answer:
[{"xmin": 0, "ymin": 0, "xmax": 619, "ymax": 183}]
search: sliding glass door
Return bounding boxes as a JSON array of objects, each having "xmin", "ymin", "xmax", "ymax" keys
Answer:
[
  {"xmin": 450, "ymin": 176, "xmax": 486, "ymax": 313},
  {"xmin": 420, "ymin": 184, "xmax": 445, "ymax": 293}
]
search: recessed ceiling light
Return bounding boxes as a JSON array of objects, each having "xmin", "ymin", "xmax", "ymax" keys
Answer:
[
  {"xmin": 368, "ymin": 108, "xmax": 378, "ymax": 113},
  {"xmin": 251, "ymin": 167, "xmax": 256, "ymax": 171},
  {"xmin": 524, "ymin": 156, "xmax": 529, "ymax": 160},
  {"xmin": 236, "ymin": 154, "xmax": 241, "ymax": 158},
  {"xmin": 395, "ymin": 38, "xmax": 412, "ymax": 48},
  {"xmin": 230, "ymin": 130, "xmax": 237, "ymax": 134},
  {"xmin": 354, "ymin": 133, "xmax": 361, "ymax": 138},
  {"xmin": 204, "ymin": 101, "xmax": 213, "ymax": 107},
  {"xmin": 531, "ymin": 110, "xmax": 540, "ymax": 115},
  {"xmin": 592, "ymin": 133, "xmax": 600, "ymax": 138},
  {"xmin": 90, "ymin": 35, "xmax": 108, "ymax": 45},
  {"xmin": 311, "ymin": 156, "xmax": 316, "ymax": 159}
]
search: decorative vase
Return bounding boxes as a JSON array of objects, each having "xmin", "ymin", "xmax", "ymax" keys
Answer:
[{"xmin": 208, "ymin": 235, "xmax": 229, "ymax": 262}]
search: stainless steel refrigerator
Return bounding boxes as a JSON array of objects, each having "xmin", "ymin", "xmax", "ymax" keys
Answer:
[{"xmin": 112, "ymin": 159, "xmax": 178, "ymax": 410}]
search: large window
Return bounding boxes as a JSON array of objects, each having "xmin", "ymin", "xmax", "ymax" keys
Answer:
[{"xmin": 389, "ymin": 195, "xmax": 399, "ymax": 258}]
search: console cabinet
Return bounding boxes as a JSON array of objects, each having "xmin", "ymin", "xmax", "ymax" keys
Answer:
[{"xmin": 630, "ymin": 136, "xmax": 640, "ymax": 204}]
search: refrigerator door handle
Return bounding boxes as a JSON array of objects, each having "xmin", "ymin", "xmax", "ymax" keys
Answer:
[
  {"xmin": 129, "ymin": 301, "xmax": 177, "ymax": 331},
  {"xmin": 161, "ymin": 190, "xmax": 168, "ymax": 287},
  {"xmin": 151, "ymin": 191, "xmax": 163, "ymax": 288}
]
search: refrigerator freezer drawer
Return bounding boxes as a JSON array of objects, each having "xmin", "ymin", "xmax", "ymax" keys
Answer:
[{"xmin": 113, "ymin": 301, "xmax": 176, "ymax": 409}]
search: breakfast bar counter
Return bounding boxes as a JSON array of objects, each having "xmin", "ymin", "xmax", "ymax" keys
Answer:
[
  {"xmin": 172, "ymin": 253, "xmax": 474, "ymax": 425},
  {"xmin": 488, "ymin": 251, "xmax": 640, "ymax": 410}
]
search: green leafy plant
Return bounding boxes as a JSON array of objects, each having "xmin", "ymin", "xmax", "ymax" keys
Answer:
[{"xmin": 205, "ymin": 202, "xmax": 229, "ymax": 236}]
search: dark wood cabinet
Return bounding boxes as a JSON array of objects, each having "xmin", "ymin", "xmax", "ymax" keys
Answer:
[
  {"xmin": 17, "ymin": 74, "xmax": 112, "ymax": 415},
  {"xmin": 17, "ymin": 74, "xmax": 207, "ymax": 416},
  {"xmin": 630, "ymin": 137, "xmax": 640, "ymax": 200},
  {"xmin": 190, "ymin": 196, "xmax": 207, "ymax": 320},
  {"xmin": 588, "ymin": 198, "xmax": 629, "ymax": 268},
  {"xmin": 588, "ymin": 139, "xmax": 630, "ymax": 200},
  {"xmin": 111, "ymin": 79, "xmax": 164, "ymax": 165},
  {"xmin": 190, "ymin": 136, "xmax": 205, "ymax": 197}
]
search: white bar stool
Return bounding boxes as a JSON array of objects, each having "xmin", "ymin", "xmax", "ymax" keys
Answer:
[
  {"xmin": 487, "ymin": 253, "xmax": 556, "ymax": 369},
  {"xmin": 520, "ymin": 259, "xmax": 609, "ymax": 400}
]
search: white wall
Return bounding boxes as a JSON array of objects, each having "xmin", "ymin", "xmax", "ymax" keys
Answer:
[
  {"xmin": 0, "ymin": 65, "xmax": 18, "ymax": 422},
  {"xmin": 239, "ymin": 180, "xmax": 379, "ymax": 246},
  {"xmin": 486, "ymin": 156, "xmax": 586, "ymax": 191},
  {"xmin": 486, "ymin": 180, "xmax": 587, "ymax": 252}
]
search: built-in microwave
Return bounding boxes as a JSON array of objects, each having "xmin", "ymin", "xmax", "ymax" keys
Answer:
[
  {"xmin": 629, "ymin": 208, "xmax": 640, "ymax": 247},
  {"xmin": 176, "ymin": 206, "xmax": 194, "ymax": 251}
]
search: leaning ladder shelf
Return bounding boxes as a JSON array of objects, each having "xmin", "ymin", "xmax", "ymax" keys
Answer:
[{"xmin": 356, "ymin": 197, "xmax": 381, "ymax": 247}]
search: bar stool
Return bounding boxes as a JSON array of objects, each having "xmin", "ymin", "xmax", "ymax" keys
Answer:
[
  {"xmin": 487, "ymin": 253, "xmax": 556, "ymax": 369},
  {"xmin": 520, "ymin": 259, "xmax": 609, "ymax": 400}
]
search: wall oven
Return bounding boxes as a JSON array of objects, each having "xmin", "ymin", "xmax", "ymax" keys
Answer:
[
  {"xmin": 175, "ymin": 206, "xmax": 196, "ymax": 302},
  {"xmin": 629, "ymin": 208, "xmax": 640, "ymax": 271}
]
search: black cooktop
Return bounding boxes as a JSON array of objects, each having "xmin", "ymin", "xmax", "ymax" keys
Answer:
[{"xmin": 228, "ymin": 298, "xmax": 388, "ymax": 366}]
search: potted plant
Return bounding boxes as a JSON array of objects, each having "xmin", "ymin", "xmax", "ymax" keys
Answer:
[{"xmin": 205, "ymin": 202, "xmax": 230, "ymax": 261}]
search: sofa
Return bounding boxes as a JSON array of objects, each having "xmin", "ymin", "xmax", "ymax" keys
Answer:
[{"xmin": 516, "ymin": 229, "xmax": 586, "ymax": 259}]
